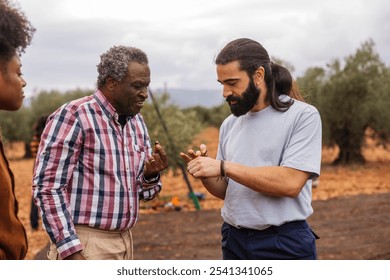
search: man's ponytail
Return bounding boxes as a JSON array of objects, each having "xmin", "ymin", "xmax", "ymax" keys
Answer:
[{"xmin": 264, "ymin": 62, "xmax": 294, "ymax": 112}]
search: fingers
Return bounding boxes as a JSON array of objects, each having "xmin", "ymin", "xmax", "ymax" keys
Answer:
[
  {"xmin": 180, "ymin": 152, "xmax": 192, "ymax": 163},
  {"xmin": 187, "ymin": 158, "xmax": 209, "ymax": 179},
  {"xmin": 153, "ymin": 140, "xmax": 160, "ymax": 153},
  {"xmin": 143, "ymin": 141, "xmax": 169, "ymax": 179},
  {"xmin": 187, "ymin": 149, "xmax": 197, "ymax": 159},
  {"xmin": 148, "ymin": 154, "xmax": 167, "ymax": 171},
  {"xmin": 143, "ymin": 144, "xmax": 167, "ymax": 174},
  {"xmin": 148, "ymin": 156, "xmax": 157, "ymax": 166},
  {"xmin": 144, "ymin": 154, "xmax": 165, "ymax": 178},
  {"xmin": 187, "ymin": 160, "xmax": 200, "ymax": 177},
  {"xmin": 193, "ymin": 144, "xmax": 208, "ymax": 157},
  {"xmin": 179, "ymin": 144, "xmax": 209, "ymax": 165},
  {"xmin": 154, "ymin": 143, "xmax": 168, "ymax": 165},
  {"xmin": 144, "ymin": 157, "xmax": 156, "ymax": 175},
  {"xmin": 200, "ymin": 144, "xmax": 208, "ymax": 157}
]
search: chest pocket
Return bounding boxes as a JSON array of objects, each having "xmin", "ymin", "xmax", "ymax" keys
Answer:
[{"xmin": 133, "ymin": 144, "xmax": 147, "ymax": 177}]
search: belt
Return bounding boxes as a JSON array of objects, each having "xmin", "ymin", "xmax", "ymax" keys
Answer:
[
  {"xmin": 228, "ymin": 220, "xmax": 306, "ymax": 234},
  {"xmin": 226, "ymin": 220, "xmax": 319, "ymax": 239}
]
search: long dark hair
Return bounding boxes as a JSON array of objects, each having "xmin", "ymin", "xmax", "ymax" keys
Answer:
[{"xmin": 215, "ymin": 38, "xmax": 298, "ymax": 112}]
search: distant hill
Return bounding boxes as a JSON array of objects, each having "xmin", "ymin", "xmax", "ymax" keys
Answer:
[
  {"xmin": 23, "ymin": 88, "xmax": 225, "ymax": 109},
  {"xmin": 152, "ymin": 88, "xmax": 224, "ymax": 108}
]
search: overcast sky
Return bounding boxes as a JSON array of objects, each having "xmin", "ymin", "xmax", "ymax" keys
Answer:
[{"xmin": 15, "ymin": 0, "xmax": 390, "ymax": 99}]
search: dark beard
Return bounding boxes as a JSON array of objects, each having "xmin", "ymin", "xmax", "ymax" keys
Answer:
[{"xmin": 226, "ymin": 78, "xmax": 261, "ymax": 117}]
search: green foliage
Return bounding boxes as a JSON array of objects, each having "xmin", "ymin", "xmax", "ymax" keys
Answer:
[
  {"xmin": 29, "ymin": 88, "xmax": 93, "ymax": 118},
  {"xmin": 183, "ymin": 102, "xmax": 230, "ymax": 128},
  {"xmin": 367, "ymin": 67, "xmax": 390, "ymax": 145},
  {"xmin": 0, "ymin": 106, "xmax": 33, "ymax": 143},
  {"xmin": 0, "ymin": 88, "xmax": 92, "ymax": 151},
  {"xmin": 297, "ymin": 67, "xmax": 326, "ymax": 105},
  {"xmin": 297, "ymin": 67, "xmax": 330, "ymax": 142},
  {"xmin": 0, "ymin": 88, "xmax": 205, "ymax": 172},
  {"xmin": 140, "ymin": 92, "xmax": 204, "ymax": 172},
  {"xmin": 3, "ymin": 40, "xmax": 389, "ymax": 167},
  {"xmin": 272, "ymin": 56, "xmax": 295, "ymax": 73},
  {"xmin": 297, "ymin": 39, "xmax": 390, "ymax": 164}
]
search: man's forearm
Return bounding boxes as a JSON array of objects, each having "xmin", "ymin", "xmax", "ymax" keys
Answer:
[{"xmin": 200, "ymin": 177, "xmax": 227, "ymax": 200}]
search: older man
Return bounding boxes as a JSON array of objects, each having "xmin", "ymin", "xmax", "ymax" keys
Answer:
[{"xmin": 33, "ymin": 46, "xmax": 168, "ymax": 260}]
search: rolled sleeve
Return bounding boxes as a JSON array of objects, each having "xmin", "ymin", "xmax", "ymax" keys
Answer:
[{"xmin": 139, "ymin": 174, "xmax": 162, "ymax": 201}]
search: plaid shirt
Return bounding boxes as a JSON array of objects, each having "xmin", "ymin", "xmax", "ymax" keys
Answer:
[{"xmin": 32, "ymin": 90, "xmax": 161, "ymax": 259}]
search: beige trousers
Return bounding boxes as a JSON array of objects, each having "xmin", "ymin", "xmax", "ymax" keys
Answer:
[{"xmin": 48, "ymin": 225, "xmax": 133, "ymax": 260}]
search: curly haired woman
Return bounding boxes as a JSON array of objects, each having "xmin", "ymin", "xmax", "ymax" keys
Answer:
[{"xmin": 0, "ymin": 0, "xmax": 35, "ymax": 259}]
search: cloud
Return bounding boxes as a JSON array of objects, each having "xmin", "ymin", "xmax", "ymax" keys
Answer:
[{"xmin": 16, "ymin": 0, "xmax": 390, "ymax": 98}]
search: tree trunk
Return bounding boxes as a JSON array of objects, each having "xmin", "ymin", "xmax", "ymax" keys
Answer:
[
  {"xmin": 333, "ymin": 145, "xmax": 365, "ymax": 165},
  {"xmin": 332, "ymin": 127, "xmax": 366, "ymax": 165},
  {"xmin": 24, "ymin": 141, "xmax": 33, "ymax": 159}
]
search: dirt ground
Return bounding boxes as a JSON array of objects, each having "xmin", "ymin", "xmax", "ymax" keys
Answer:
[
  {"xmin": 131, "ymin": 192, "xmax": 390, "ymax": 260},
  {"xmin": 6, "ymin": 127, "xmax": 390, "ymax": 260}
]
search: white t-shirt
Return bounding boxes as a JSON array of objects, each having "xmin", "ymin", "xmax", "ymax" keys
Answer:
[{"xmin": 217, "ymin": 96, "xmax": 322, "ymax": 230}]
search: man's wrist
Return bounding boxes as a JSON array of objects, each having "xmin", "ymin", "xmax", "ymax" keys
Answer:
[{"xmin": 143, "ymin": 173, "xmax": 160, "ymax": 183}]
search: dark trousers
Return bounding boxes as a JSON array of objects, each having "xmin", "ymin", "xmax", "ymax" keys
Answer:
[
  {"xmin": 30, "ymin": 198, "xmax": 39, "ymax": 230},
  {"xmin": 221, "ymin": 220, "xmax": 318, "ymax": 260}
]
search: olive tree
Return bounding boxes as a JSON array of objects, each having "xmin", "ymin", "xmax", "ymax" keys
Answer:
[{"xmin": 298, "ymin": 39, "xmax": 390, "ymax": 164}]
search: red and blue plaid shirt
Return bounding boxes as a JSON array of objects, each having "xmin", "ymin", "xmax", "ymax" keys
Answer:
[{"xmin": 32, "ymin": 90, "xmax": 161, "ymax": 259}]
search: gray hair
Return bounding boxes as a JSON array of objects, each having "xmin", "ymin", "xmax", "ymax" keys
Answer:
[{"xmin": 96, "ymin": 45, "xmax": 148, "ymax": 88}]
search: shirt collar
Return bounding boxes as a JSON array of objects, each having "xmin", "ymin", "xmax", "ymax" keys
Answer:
[{"xmin": 93, "ymin": 89, "xmax": 120, "ymax": 122}]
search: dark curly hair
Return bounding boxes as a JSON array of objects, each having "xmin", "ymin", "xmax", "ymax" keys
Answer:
[{"xmin": 0, "ymin": 0, "xmax": 35, "ymax": 69}]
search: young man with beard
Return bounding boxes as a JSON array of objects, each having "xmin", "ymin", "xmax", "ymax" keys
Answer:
[
  {"xmin": 33, "ymin": 46, "xmax": 168, "ymax": 260},
  {"xmin": 180, "ymin": 38, "xmax": 322, "ymax": 260},
  {"xmin": 0, "ymin": 0, "xmax": 35, "ymax": 260}
]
